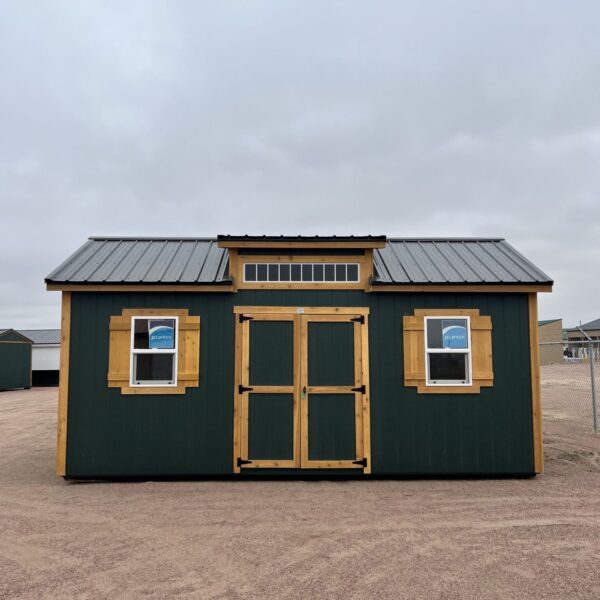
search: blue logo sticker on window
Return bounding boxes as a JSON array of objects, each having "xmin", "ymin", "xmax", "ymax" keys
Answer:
[
  {"xmin": 442, "ymin": 321, "xmax": 467, "ymax": 349},
  {"xmin": 148, "ymin": 321, "xmax": 175, "ymax": 349}
]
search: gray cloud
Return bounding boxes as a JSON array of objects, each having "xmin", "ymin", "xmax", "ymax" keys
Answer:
[{"xmin": 1, "ymin": 0, "xmax": 599, "ymax": 327}]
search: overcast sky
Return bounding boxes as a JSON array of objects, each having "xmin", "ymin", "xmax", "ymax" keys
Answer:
[{"xmin": 1, "ymin": 1, "xmax": 599, "ymax": 329}]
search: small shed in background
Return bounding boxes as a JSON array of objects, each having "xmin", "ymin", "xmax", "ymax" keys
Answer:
[
  {"xmin": 17, "ymin": 329, "xmax": 61, "ymax": 386},
  {"xmin": 0, "ymin": 329, "xmax": 32, "ymax": 390},
  {"xmin": 538, "ymin": 319, "xmax": 563, "ymax": 365}
]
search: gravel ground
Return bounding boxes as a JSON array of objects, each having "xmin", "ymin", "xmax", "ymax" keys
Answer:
[{"xmin": 1, "ymin": 383, "xmax": 600, "ymax": 599}]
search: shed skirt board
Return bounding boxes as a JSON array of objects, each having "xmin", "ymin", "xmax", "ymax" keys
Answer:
[{"xmin": 234, "ymin": 307, "xmax": 371, "ymax": 472}]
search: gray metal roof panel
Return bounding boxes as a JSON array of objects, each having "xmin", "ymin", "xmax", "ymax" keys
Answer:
[
  {"xmin": 567, "ymin": 318, "xmax": 600, "ymax": 331},
  {"xmin": 17, "ymin": 329, "xmax": 61, "ymax": 345},
  {"xmin": 373, "ymin": 239, "xmax": 552, "ymax": 285},
  {"xmin": 0, "ymin": 329, "xmax": 33, "ymax": 343},
  {"xmin": 47, "ymin": 237, "xmax": 552, "ymax": 286}
]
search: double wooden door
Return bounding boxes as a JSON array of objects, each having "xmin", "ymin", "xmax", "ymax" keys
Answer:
[{"xmin": 233, "ymin": 307, "xmax": 371, "ymax": 472}]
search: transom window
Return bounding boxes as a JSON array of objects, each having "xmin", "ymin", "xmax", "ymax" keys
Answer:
[
  {"xmin": 130, "ymin": 316, "xmax": 178, "ymax": 387},
  {"xmin": 243, "ymin": 263, "xmax": 360, "ymax": 283},
  {"xmin": 425, "ymin": 316, "xmax": 472, "ymax": 386}
]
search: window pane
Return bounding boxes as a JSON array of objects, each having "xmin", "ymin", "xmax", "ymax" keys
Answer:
[
  {"xmin": 313, "ymin": 264, "xmax": 324, "ymax": 281},
  {"xmin": 302, "ymin": 264, "xmax": 312, "ymax": 281},
  {"xmin": 133, "ymin": 318, "xmax": 150, "ymax": 349},
  {"xmin": 291, "ymin": 264, "xmax": 301, "ymax": 281},
  {"xmin": 245, "ymin": 264, "xmax": 257, "ymax": 282},
  {"xmin": 279, "ymin": 264, "xmax": 290, "ymax": 281},
  {"xmin": 134, "ymin": 354, "xmax": 175, "ymax": 383},
  {"xmin": 426, "ymin": 319, "xmax": 443, "ymax": 349},
  {"xmin": 428, "ymin": 353, "xmax": 468, "ymax": 382},
  {"xmin": 324, "ymin": 264, "xmax": 335, "ymax": 281},
  {"xmin": 427, "ymin": 318, "xmax": 469, "ymax": 349},
  {"xmin": 134, "ymin": 318, "xmax": 175, "ymax": 349},
  {"xmin": 268, "ymin": 264, "xmax": 279, "ymax": 281},
  {"xmin": 257, "ymin": 264, "xmax": 268, "ymax": 282},
  {"xmin": 335, "ymin": 264, "xmax": 346, "ymax": 281},
  {"xmin": 347, "ymin": 264, "xmax": 359, "ymax": 282}
]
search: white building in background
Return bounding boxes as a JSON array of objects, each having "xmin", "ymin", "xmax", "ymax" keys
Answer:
[{"xmin": 17, "ymin": 329, "xmax": 60, "ymax": 386}]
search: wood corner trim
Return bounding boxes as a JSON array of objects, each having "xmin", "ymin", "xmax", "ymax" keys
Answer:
[
  {"xmin": 56, "ymin": 291, "xmax": 71, "ymax": 477},
  {"xmin": 529, "ymin": 293, "xmax": 544, "ymax": 473}
]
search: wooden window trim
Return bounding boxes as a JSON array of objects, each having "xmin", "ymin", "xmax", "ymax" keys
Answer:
[
  {"xmin": 234, "ymin": 254, "xmax": 372, "ymax": 290},
  {"xmin": 129, "ymin": 315, "xmax": 179, "ymax": 388},
  {"xmin": 424, "ymin": 315, "xmax": 473, "ymax": 387},
  {"xmin": 403, "ymin": 308, "xmax": 493, "ymax": 394},
  {"xmin": 108, "ymin": 308, "xmax": 200, "ymax": 395}
]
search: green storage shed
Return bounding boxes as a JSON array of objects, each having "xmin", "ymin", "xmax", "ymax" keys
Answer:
[
  {"xmin": 0, "ymin": 329, "xmax": 32, "ymax": 390},
  {"xmin": 46, "ymin": 235, "xmax": 552, "ymax": 479}
]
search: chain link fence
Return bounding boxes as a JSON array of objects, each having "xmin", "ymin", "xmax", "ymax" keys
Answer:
[{"xmin": 540, "ymin": 340, "xmax": 599, "ymax": 434}]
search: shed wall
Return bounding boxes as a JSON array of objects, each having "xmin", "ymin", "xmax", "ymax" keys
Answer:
[
  {"xmin": 539, "ymin": 320, "xmax": 563, "ymax": 365},
  {"xmin": 65, "ymin": 291, "xmax": 534, "ymax": 477},
  {"xmin": 0, "ymin": 341, "xmax": 32, "ymax": 390}
]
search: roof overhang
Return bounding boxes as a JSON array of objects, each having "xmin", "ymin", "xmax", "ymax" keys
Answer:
[
  {"xmin": 368, "ymin": 282, "xmax": 553, "ymax": 293},
  {"xmin": 46, "ymin": 282, "xmax": 234, "ymax": 292},
  {"xmin": 217, "ymin": 235, "xmax": 387, "ymax": 249}
]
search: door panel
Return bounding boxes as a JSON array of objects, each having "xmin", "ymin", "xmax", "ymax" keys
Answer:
[
  {"xmin": 249, "ymin": 321, "xmax": 294, "ymax": 386},
  {"xmin": 308, "ymin": 322, "xmax": 355, "ymax": 386},
  {"xmin": 234, "ymin": 308, "xmax": 370, "ymax": 473},
  {"xmin": 248, "ymin": 393, "xmax": 295, "ymax": 461},
  {"xmin": 307, "ymin": 393, "xmax": 356, "ymax": 461}
]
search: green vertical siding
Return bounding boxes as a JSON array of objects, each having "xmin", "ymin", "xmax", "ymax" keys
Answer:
[
  {"xmin": 66, "ymin": 290, "xmax": 534, "ymax": 477},
  {"xmin": 0, "ymin": 341, "xmax": 31, "ymax": 390}
]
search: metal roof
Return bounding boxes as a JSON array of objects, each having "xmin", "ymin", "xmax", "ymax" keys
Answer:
[
  {"xmin": 46, "ymin": 236, "xmax": 552, "ymax": 286},
  {"xmin": 0, "ymin": 329, "xmax": 33, "ymax": 343},
  {"xmin": 373, "ymin": 239, "xmax": 552, "ymax": 285},
  {"xmin": 17, "ymin": 329, "xmax": 61, "ymax": 345},
  {"xmin": 217, "ymin": 234, "xmax": 387, "ymax": 243},
  {"xmin": 46, "ymin": 238, "xmax": 230, "ymax": 285},
  {"xmin": 565, "ymin": 318, "xmax": 600, "ymax": 332},
  {"xmin": 538, "ymin": 319, "xmax": 561, "ymax": 327}
]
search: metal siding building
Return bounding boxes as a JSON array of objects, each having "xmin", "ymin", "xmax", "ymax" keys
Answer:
[
  {"xmin": 46, "ymin": 236, "xmax": 552, "ymax": 479},
  {"xmin": 17, "ymin": 329, "xmax": 61, "ymax": 386},
  {"xmin": 0, "ymin": 330, "xmax": 32, "ymax": 390}
]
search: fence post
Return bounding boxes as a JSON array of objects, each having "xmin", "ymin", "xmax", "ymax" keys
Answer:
[{"xmin": 590, "ymin": 341, "xmax": 598, "ymax": 433}]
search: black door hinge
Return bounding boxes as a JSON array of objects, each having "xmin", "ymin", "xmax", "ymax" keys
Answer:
[
  {"xmin": 239, "ymin": 314, "xmax": 254, "ymax": 323},
  {"xmin": 237, "ymin": 457, "xmax": 253, "ymax": 467},
  {"xmin": 351, "ymin": 385, "xmax": 366, "ymax": 394},
  {"xmin": 352, "ymin": 457, "xmax": 368, "ymax": 467},
  {"xmin": 350, "ymin": 315, "xmax": 365, "ymax": 324},
  {"xmin": 238, "ymin": 385, "xmax": 253, "ymax": 394}
]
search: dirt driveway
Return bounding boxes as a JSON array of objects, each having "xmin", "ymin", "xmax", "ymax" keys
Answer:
[{"xmin": 1, "ymin": 388, "xmax": 600, "ymax": 599}]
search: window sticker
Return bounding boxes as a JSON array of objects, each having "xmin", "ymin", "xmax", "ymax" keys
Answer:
[
  {"xmin": 148, "ymin": 319, "xmax": 175, "ymax": 350},
  {"xmin": 441, "ymin": 319, "xmax": 468, "ymax": 349}
]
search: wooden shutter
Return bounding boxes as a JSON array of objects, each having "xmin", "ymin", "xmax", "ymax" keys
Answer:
[
  {"xmin": 403, "ymin": 309, "xmax": 493, "ymax": 394},
  {"xmin": 108, "ymin": 308, "xmax": 200, "ymax": 395},
  {"xmin": 403, "ymin": 315, "xmax": 425, "ymax": 387},
  {"xmin": 471, "ymin": 314, "xmax": 493, "ymax": 386},
  {"xmin": 108, "ymin": 315, "xmax": 131, "ymax": 387}
]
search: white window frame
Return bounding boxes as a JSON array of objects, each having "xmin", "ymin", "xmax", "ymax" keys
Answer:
[
  {"xmin": 242, "ymin": 262, "xmax": 361, "ymax": 283},
  {"xmin": 130, "ymin": 315, "xmax": 179, "ymax": 387},
  {"xmin": 424, "ymin": 315, "xmax": 472, "ymax": 386}
]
